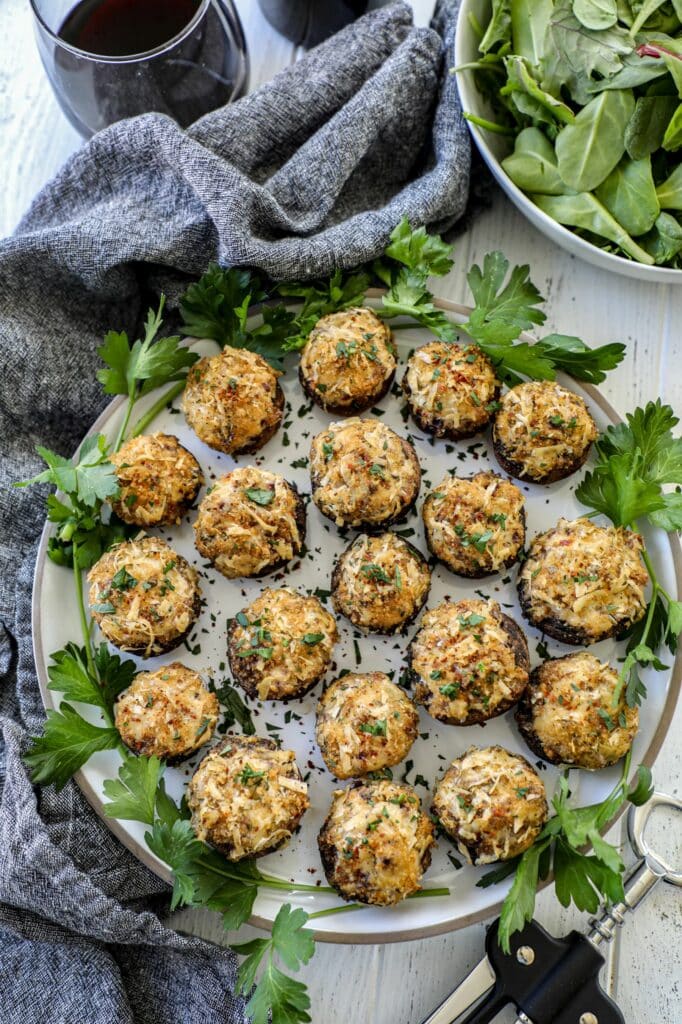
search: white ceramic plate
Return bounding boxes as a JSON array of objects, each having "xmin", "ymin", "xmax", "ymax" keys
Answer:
[
  {"xmin": 455, "ymin": 0, "xmax": 682, "ymax": 283},
  {"xmin": 32, "ymin": 298, "xmax": 682, "ymax": 942}
]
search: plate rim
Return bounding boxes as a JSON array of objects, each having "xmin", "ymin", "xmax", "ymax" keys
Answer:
[{"xmin": 31, "ymin": 295, "xmax": 682, "ymax": 943}]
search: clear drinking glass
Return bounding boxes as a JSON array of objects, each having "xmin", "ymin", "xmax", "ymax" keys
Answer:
[{"xmin": 30, "ymin": 0, "xmax": 249, "ymax": 138}]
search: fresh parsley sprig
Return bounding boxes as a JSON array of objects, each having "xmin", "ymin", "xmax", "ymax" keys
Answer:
[
  {"xmin": 481, "ymin": 754, "xmax": 653, "ymax": 954},
  {"xmin": 576, "ymin": 401, "xmax": 682, "ymax": 706},
  {"xmin": 460, "ymin": 252, "xmax": 626, "ymax": 385}
]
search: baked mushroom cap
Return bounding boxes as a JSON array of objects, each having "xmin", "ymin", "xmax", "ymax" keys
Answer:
[
  {"xmin": 187, "ymin": 735, "xmax": 310, "ymax": 860},
  {"xmin": 227, "ymin": 587, "xmax": 338, "ymax": 700},
  {"xmin": 422, "ymin": 471, "xmax": 526, "ymax": 578},
  {"xmin": 402, "ymin": 340, "xmax": 501, "ymax": 440},
  {"xmin": 194, "ymin": 467, "xmax": 306, "ymax": 579},
  {"xmin": 316, "ymin": 671, "xmax": 419, "ymax": 779},
  {"xmin": 518, "ymin": 517, "xmax": 648, "ymax": 645},
  {"xmin": 408, "ymin": 599, "xmax": 530, "ymax": 726},
  {"xmin": 87, "ymin": 537, "xmax": 201, "ymax": 657},
  {"xmin": 492, "ymin": 381, "xmax": 598, "ymax": 484},
  {"xmin": 309, "ymin": 417, "xmax": 421, "ymax": 530},
  {"xmin": 318, "ymin": 780, "xmax": 435, "ymax": 905},
  {"xmin": 114, "ymin": 662, "xmax": 219, "ymax": 762},
  {"xmin": 331, "ymin": 532, "xmax": 431, "ymax": 633},
  {"xmin": 432, "ymin": 746, "xmax": 548, "ymax": 865},
  {"xmin": 299, "ymin": 307, "xmax": 396, "ymax": 414},
  {"xmin": 182, "ymin": 345, "xmax": 284, "ymax": 455},
  {"xmin": 110, "ymin": 433, "xmax": 203, "ymax": 527},
  {"xmin": 516, "ymin": 653, "xmax": 639, "ymax": 769}
]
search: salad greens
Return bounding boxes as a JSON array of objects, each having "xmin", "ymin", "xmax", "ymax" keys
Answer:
[{"xmin": 462, "ymin": 0, "xmax": 682, "ymax": 266}]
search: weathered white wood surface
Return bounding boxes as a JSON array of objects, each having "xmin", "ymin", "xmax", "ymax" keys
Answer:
[{"xmin": 1, "ymin": 0, "xmax": 681, "ymax": 1021}]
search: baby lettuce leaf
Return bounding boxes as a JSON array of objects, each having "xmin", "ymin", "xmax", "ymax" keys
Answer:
[
  {"xmin": 502, "ymin": 56, "xmax": 576, "ymax": 126},
  {"xmin": 555, "ymin": 89, "xmax": 634, "ymax": 191},
  {"xmin": 479, "ymin": 0, "xmax": 512, "ymax": 54},
  {"xmin": 573, "ymin": 0, "xmax": 617, "ymax": 32}
]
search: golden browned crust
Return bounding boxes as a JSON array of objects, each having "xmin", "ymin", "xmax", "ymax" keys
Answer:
[
  {"xmin": 432, "ymin": 746, "xmax": 548, "ymax": 864},
  {"xmin": 227, "ymin": 588, "xmax": 338, "ymax": 701},
  {"xmin": 422, "ymin": 471, "xmax": 526, "ymax": 579},
  {"xmin": 331, "ymin": 532, "xmax": 431, "ymax": 634},
  {"xmin": 182, "ymin": 346, "xmax": 284, "ymax": 455},
  {"xmin": 517, "ymin": 518, "xmax": 649, "ymax": 645},
  {"xmin": 492, "ymin": 381, "xmax": 598, "ymax": 484},
  {"xmin": 87, "ymin": 537, "xmax": 201, "ymax": 657},
  {"xmin": 515, "ymin": 653, "xmax": 639, "ymax": 769},
  {"xmin": 309, "ymin": 417, "xmax": 421, "ymax": 531},
  {"xmin": 317, "ymin": 780, "xmax": 435, "ymax": 905},
  {"xmin": 407, "ymin": 599, "xmax": 530, "ymax": 726},
  {"xmin": 110, "ymin": 433, "xmax": 203, "ymax": 527},
  {"xmin": 194, "ymin": 468, "xmax": 306, "ymax": 579},
  {"xmin": 299, "ymin": 307, "xmax": 396, "ymax": 414},
  {"xmin": 187, "ymin": 735, "xmax": 309, "ymax": 860},
  {"xmin": 402, "ymin": 341, "xmax": 501, "ymax": 440},
  {"xmin": 315, "ymin": 672, "xmax": 419, "ymax": 779}
]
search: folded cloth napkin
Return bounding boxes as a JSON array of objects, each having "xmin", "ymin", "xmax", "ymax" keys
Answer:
[{"xmin": 0, "ymin": 2, "xmax": 470, "ymax": 1020}]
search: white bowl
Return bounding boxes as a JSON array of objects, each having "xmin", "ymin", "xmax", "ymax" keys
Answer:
[{"xmin": 454, "ymin": 0, "xmax": 682, "ymax": 283}]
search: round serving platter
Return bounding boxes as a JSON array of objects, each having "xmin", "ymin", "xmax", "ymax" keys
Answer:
[{"xmin": 32, "ymin": 297, "xmax": 682, "ymax": 942}]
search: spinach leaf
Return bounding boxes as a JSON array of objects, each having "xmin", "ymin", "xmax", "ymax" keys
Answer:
[
  {"xmin": 656, "ymin": 162, "xmax": 682, "ymax": 208},
  {"xmin": 502, "ymin": 56, "xmax": 575, "ymax": 125},
  {"xmin": 625, "ymin": 94, "xmax": 678, "ymax": 158},
  {"xmin": 573, "ymin": 0, "xmax": 617, "ymax": 31},
  {"xmin": 544, "ymin": 2, "xmax": 632, "ymax": 104},
  {"xmin": 663, "ymin": 102, "xmax": 682, "ymax": 149},
  {"xmin": 631, "ymin": 0, "xmax": 677, "ymax": 36},
  {"xmin": 501, "ymin": 127, "xmax": 571, "ymax": 194},
  {"xmin": 640, "ymin": 211, "xmax": 682, "ymax": 263},
  {"xmin": 556, "ymin": 89, "xmax": 634, "ymax": 191},
  {"xmin": 511, "ymin": 0, "xmax": 552, "ymax": 65},
  {"xmin": 480, "ymin": 0, "xmax": 512, "ymax": 54},
  {"xmin": 595, "ymin": 155, "xmax": 660, "ymax": 235},
  {"xmin": 531, "ymin": 191, "xmax": 655, "ymax": 263}
]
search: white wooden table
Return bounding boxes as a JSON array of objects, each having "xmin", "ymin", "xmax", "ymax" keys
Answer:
[{"xmin": 2, "ymin": 1, "xmax": 681, "ymax": 1021}]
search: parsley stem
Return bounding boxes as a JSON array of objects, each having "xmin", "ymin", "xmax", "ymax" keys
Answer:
[
  {"xmin": 406, "ymin": 887, "xmax": 450, "ymax": 899},
  {"xmin": 258, "ymin": 874, "xmax": 337, "ymax": 894},
  {"xmin": 113, "ymin": 394, "xmax": 136, "ymax": 453},
  {"xmin": 130, "ymin": 381, "xmax": 186, "ymax": 439},
  {"xmin": 307, "ymin": 904, "xmax": 364, "ymax": 919},
  {"xmin": 72, "ymin": 540, "xmax": 96, "ymax": 679}
]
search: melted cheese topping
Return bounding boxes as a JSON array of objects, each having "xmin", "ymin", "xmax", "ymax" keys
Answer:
[
  {"xmin": 188, "ymin": 736, "xmax": 309, "ymax": 860},
  {"xmin": 402, "ymin": 341, "xmax": 499, "ymax": 436},
  {"xmin": 110, "ymin": 432, "xmax": 203, "ymax": 527},
  {"xmin": 332, "ymin": 532, "xmax": 430, "ymax": 632},
  {"xmin": 423, "ymin": 471, "xmax": 525, "ymax": 576},
  {"xmin": 182, "ymin": 345, "xmax": 282, "ymax": 454},
  {"xmin": 520, "ymin": 653, "xmax": 639, "ymax": 769},
  {"xmin": 87, "ymin": 537, "xmax": 201, "ymax": 657},
  {"xmin": 411, "ymin": 599, "xmax": 529, "ymax": 724},
  {"xmin": 300, "ymin": 308, "xmax": 396, "ymax": 410},
  {"xmin": 493, "ymin": 381, "xmax": 597, "ymax": 481},
  {"xmin": 115, "ymin": 662, "xmax": 218, "ymax": 759},
  {"xmin": 194, "ymin": 468, "xmax": 303, "ymax": 578},
  {"xmin": 310, "ymin": 417, "xmax": 421, "ymax": 528},
  {"xmin": 319, "ymin": 780, "xmax": 434, "ymax": 905},
  {"xmin": 316, "ymin": 672, "xmax": 419, "ymax": 779},
  {"xmin": 229, "ymin": 587, "xmax": 338, "ymax": 700},
  {"xmin": 433, "ymin": 746, "xmax": 547, "ymax": 865},
  {"xmin": 519, "ymin": 518, "xmax": 648, "ymax": 641}
]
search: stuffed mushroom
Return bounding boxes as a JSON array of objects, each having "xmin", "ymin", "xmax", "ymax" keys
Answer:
[
  {"xmin": 187, "ymin": 735, "xmax": 309, "ymax": 860},
  {"xmin": 518, "ymin": 517, "xmax": 648, "ymax": 645},
  {"xmin": 316, "ymin": 671, "xmax": 419, "ymax": 779},
  {"xmin": 194, "ymin": 467, "xmax": 305, "ymax": 579},
  {"xmin": 309, "ymin": 417, "xmax": 421, "ymax": 530},
  {"xmin": 516, "ymin": 653, "xmax": 639, "ymax": 770},
  {"xmin": 182, "ymin": 345, "xmax": 284, "ymax": 455},
  {"xmin": 432, "ymin": 746, "xmax": 548, "ymax": 865},
  {"xmin": 318, "ymin": 780, "xmax": 435, "ymax": 905},
  {"xmin": 422, "ymin": 471, "xmax": 525, "ymax": 578},
  {"xmin": 114, "ymin": 662, "xmax": 219, "ymax": 762},
  {"xmin": 331, "ymin": 532, "xmax": 431, "ymax": 633},
  {"xmin": 88, "ymin": 537, "xmax": 201, "ymax": 657},
  {"xmin": 299, "ymin": 307, "xmax": 396, "ymax": 414},
  {"xmin": 227, "ymin": 587, "xmax": 338, "ymax": 700},
  {"xmin": 402, "ymin": 340, "xmax": 501, "ymax": 440},
  {"xmin": 492, "ymin": 381, "xmax": 598, "ymax": 484},
  {"xmin": 110, "ymin": 433, "xmax": 203, "ymax": 527},
  {"xmin": 408, "ymin": 599, "xmax": 530, "ymax": 726}
]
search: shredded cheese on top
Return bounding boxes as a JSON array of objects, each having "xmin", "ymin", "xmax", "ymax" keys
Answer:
[
  {"xmin": 111, "ymin": 432, "xmax": 203, "ymax": 527},
  {"xmin": 403, "ymin": 340, "xmax": 499, "ymax": 435}
]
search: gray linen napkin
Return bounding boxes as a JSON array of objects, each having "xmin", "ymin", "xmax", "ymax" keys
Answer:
[{"xmin": 0, "ymin": 2, "xmax": 470, "ymax": 1020}]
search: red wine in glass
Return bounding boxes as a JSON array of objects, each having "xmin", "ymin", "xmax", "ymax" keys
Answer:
[{"xmin": 30, "ymin": 0, "xmax": 249, "ymax": 137}]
